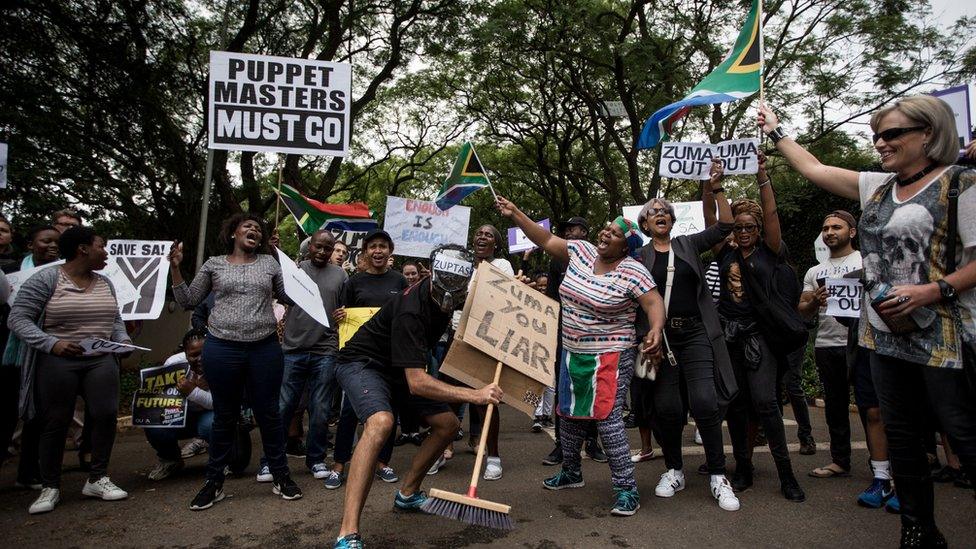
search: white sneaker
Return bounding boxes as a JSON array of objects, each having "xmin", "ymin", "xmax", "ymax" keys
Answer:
[
  {"xmin": 427, "ymin": 455, "xmax": 447, "ymax": 476},
  {"xmin": 483, "ymin": 457, "xmax": 503, "ymax": 481},
  {"xmin": 82, "ymin": 477, "xmax": 128, "ymax": 501},
  {"xmin": 256, "ymin": 465, "xmax": 273, "ymax": 483},
  {"xmin": 180, "ymin": 437, "xmax": 209, "ymax": 459},
  {"xmin": 654, "ymin": 469, "xmax": 685, "ymax": 498},
  {"xmin": 694, "ymin": 429, "xmax": 703, "ymax": 445},
  {"xmin": 29, "ymin": 487, "xmax": 60, "ymax": 514},
  {"xmin": 711, "ymin": 475, "xmax": 740, "ymax": 511},
  {"xmin": 310, "ymin": 463, "xmax": 329, "ymax": 479},
  {"xmin": 148, "ymin": 459, "xmax": 184, "ymax": 481}
]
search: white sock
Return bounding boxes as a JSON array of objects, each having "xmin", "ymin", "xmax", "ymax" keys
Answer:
[{"xmin": 872, "ymin": 460, "xmax": 892, "ymax": 481}]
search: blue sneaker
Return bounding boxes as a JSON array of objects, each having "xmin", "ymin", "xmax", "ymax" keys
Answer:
[
  {"xmin": 334, "ymin": 533, "xmax": 363, "ymax": 549},
  {"xmin": 857, "ymin": 478, "xmax": 894, "ymax": 508},
  {"xmin": 884, "ymin": 493, "xmax": 901, "ymax": 514},
  {"xmin": 543, "ymin": 469, "xmax": 584, "ymax": 490},
  {"xmin": 393, "ymin": 490, "xmax": 427, "ymax": 512},
  {"xmin": 610, "ymin": 487, "xmax": 641, "ymax": 516}
]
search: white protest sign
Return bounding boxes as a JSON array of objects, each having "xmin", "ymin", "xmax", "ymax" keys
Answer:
[
  {"xmin": 507, "ymin": 219, "xmax": 550, "ymax": 253},
  {"xmin": 208, "ymin": 51, "xmax": 351, "ymax": 156},
  {"xmin": 825, "ymin": 278, "xmax": 863, "ymax": 319},
  {"xmin": 659, "ymin": 138, "xmax": 759, "ymax": 180},
  {"xmin": 5, "ymin": 261, "xmax": 64, "ymax": 305},
  {"xmin": 432, "ymin": 254, "xmax": 473, "ymax": 277},
  {"xmin": 622, "ymin": 201, "xmax": 706, "ymax": 244},
  {"xmin": 78, "ymin": 338, "xmax": 151, "ymax": 356},
  {"xmin": 932, "ymin": 85, "xmax": 972, "ymax": 150},
  {"xmin": 814, "ymin": 233, "xmax": 829, "ymax": 264},
  {"xmin": 106, "ymin": 240, "xmax": 172, "ymax": 321},
  {"xmin": 0, "ymin": 142, "xmax": 7, "ymax": 189},
  {"xmin": 276, "ymin": 247, "xmax": 330, "ymax": 328},
  {"xmin": 97, "ymin": 261, "xmax": 141, "ymax": 307},
  {"xmin": 383, "ymin": 196, "xmax": 471, "ymax": 258}
]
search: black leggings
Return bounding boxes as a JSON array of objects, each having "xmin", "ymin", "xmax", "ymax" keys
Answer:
[{"xmin": 35, "ymin": 354, "xmax": 119, "ymax": 488}]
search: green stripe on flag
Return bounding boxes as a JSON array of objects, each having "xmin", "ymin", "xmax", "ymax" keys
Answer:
[{"xmin": 568, "ymin": 353, "xmax": 598, "ymax": 416}]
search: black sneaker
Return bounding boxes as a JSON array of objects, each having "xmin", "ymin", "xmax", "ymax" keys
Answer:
[
  {"xmin": 286, "ymin": 439, "xmax": 307, "ymax": 458},
  {"xmin": 585, "ymin": 439, "xmax": 608, "ymax": 463},
  {"xmin": 394, "ymin": 433, "xmax": 411, "ymax": 446},
  {"xmin": 623, "ymin": 412, "xmax": 637, "ymax": 429},
  {"xmin": 731, "ymin": 462, "xmax": 753, "ymax": 492},
  {"xmin": 190, "ymin": 480, "xmax": 225, "ymax": 510},
  {"xmin": 798, "ymin": 436, "xmax": 817, "ymax": 456},
  {"xmin": 697, "ymin": 463, "xmax": 709, "ymax": 476},
  {"xmin": 454, "ymin": 428, "xmax": 464, "ymax": 442},
  {"xmin": 542, "ymin": 444, "xmax": 563, "ymax": 466},
  {"xmin": 900, "ymin": 521, "xmax": 947, "ymax": 548},
  {"xmin": 272, "ymin": 474, "xmax": 303, "ymax": 500},
  {"xmin": 780, "ymin": 476, "xmax": 806, "ymax": 502}
]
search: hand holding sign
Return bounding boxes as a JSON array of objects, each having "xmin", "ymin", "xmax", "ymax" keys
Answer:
[
  {"xmin": 825, "ymin": 278, "xmax": 863, "ymax": 319},
  {"xmin": 77, "ymin": 338, "xmax": 151, "ymax": 356}
]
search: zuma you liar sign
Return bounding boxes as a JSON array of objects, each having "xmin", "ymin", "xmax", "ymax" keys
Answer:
[
  {"xmin": 208, "ymin": 51, "xmax": 351, "ymax": 156},
  {"xmin": 659, "ymin": 138, "xmax": 759, "ymax": 180}
]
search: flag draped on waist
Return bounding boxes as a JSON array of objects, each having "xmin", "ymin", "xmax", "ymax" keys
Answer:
[
  {"xmin": 435, "ymin": 142, "xmax": 490, "ymax": 210},
  {"xmin": 274, "ymin": 183, "xmax": 376, "ymax": 235},
  {"xmin": 637, "ymin": 0, "xmax": 762, "ymax": 149},
  {"xmin": 557, "ymin": 350, "xmax": 620, "ymax": 420}
]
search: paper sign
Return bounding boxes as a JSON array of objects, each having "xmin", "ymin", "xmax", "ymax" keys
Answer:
[
  {"xmin": 338, "ymin": 307, "xmax": 380, "ymax": 348},
  {"xmin": 932, "ymin": 85, "xmax": 973, "ymax": 149},
  {"xmin": 825, "ymin": 278, "xmax": 863, "ymax": 319},
  {"xmin": 131, "ymin": 391, "xmax": 187, "ymax": 428},
  {"xmin": 432, "ymin": 254, "xmax": 473, "ymax": 277},
  {"xmin": 507, "ymin": 219, "xmax": 551, "ymax": 253},
  {"xmin": 622, "ymin": 201, "xmax": 706, "ymax": 243},
  {"xmin": 383, "ymin": 196, "xmax": 471, "ymax": 258},
  {"xmin": 276, "ymin": 248, "xmax": 330, "ymax": 328},
  {"xmin": 814, "ymin": 233, "xmax": 829, "ymax": 264},
  {"xmin": 139, "ymin": 361, "xmax": 190, "ymax": 393},
  {"xmin": 0, "ymin": 142, "xmax": 7, "ymax": 189},
  {"xmin": 106, "ymin": 240, "xmax": 171, "ymax": 321},
  {"xmin": 439, "ymin": 338, "xmax": 545, "ymax": 418},
  {"xmin": 5, "ymin": 261, "xmax": 64, "ymax": 305},
  {"xmin": 208, "ymin": 51, "xmax": 352, "ymax": 156},
  {"xmin": 96, "ymin": 261, "xmax": 141, "ymax": 306},
  {"xmin": 659, "ymin": 138, "xmax": 759, "ymax": 180},
  {"xmin": 458, "ymin": 262, "xmax": 559, "ymax": 386},
  {"xmin": 78, "ymin": 338, "xmax": 151, "ymax": 355}
]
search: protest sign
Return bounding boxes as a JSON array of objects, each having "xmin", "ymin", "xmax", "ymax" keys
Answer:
[
  {"xmin": 96, "ymin": 261, "xmax": 141, "ymax": 307},
  {"xmin": 0, "ymin": 142, "xmax": 7, "ymax": 189},
  {"xmin": 439, "ymin": 339, "xmax": 545, "ymax": 417},
  {"xmin": 659, "ymin": 138, "xmax": 759, "ymax": 180},
  {"xmin": 79, "ymin": 338, "xmax": 151, "ymax": 356},
  {"xmin": 825, "ymin": 278, "xmax": 863, "ymax": 319},
  {"xmin": 622, "ymin": 201, "xmax": 706, "ymax": 243},
  {"xmin": 5, "ymin": 261, "xmax": 64, "ymax": 305},
  {"xmin": 458, "ymin": 262, "xmax": 559, "ymax": 387},
  {"xmin": 338, "ymin": 307, "xmax": 380, "ymax": 348},
  {"xmin": 105, "ymin": 240, "xmax": 172, "ymax": 321},
  {"xmin": 140, "ymin": 361, "xmax": 189, "ymax": 393},
  {"xmin": 507, "ymin": 219, "xmax": 550, "ymax": 253},
  {"xmin": 383, "ymin": 196, "xmax": 471, "ymax": 258},
  {"xmin": 932, "ymin": 85, "xmax": 972, "ymax": 149},
  {"xmin": 276, "ymin": 248, "xmax": 330, "ymax": 328},
  {"xmin": 132, "ymin": 361, "xmax": 189, "ymax": 428},
  {"xmin": 814, "ymin": 233, "xmax": 829, "ymax": 264},
  {"xmin": 208, "ymin": 51, "xmax": 351, "ymax": 156}
]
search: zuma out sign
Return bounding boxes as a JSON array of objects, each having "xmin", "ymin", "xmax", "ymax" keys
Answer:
[
  {"xmin": 659, "ymin": 138, "xmax": 759, "ymax": 180},
  {"xmin": 208, "ymin": 51, "xmax": 351, "ymax": 156}
]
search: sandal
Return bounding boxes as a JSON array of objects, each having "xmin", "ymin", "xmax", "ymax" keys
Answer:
[
  {"xmin": 809, "ymin": 463, "xmax": 850, "ymax": 478},
  {"xmin": 629, "ymin": 449, "xmax": 657, "ymax": 463}
]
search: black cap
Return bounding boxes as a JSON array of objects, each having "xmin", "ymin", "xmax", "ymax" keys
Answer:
[
  {"xmin": 558, "ymin": 216, "xmax": 589, "ymax": 234},
  {"xmin": 362, "ymin": 228, "xmax": 394, "ymax": 250}
]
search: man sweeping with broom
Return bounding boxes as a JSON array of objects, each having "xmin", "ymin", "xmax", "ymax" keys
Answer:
[{"xmin": 331, "ymin": 244, "xmax": 503, "ymax": 549}]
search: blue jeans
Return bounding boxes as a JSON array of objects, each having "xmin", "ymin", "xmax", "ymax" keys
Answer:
[
  {"xmin": 144, "ymin": 410, "xmax": 215, "ymax": 461},
  {"xmin": 202, "ymin": 334, "xmax": 287, "ymax": 483}
]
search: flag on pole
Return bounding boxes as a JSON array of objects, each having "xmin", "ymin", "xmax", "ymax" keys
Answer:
[
  {"xmin": 435, "ymin": 142, "xmax": 491, "ymax": 210},
  {"xmin": 637, "ymin": 0, "xmax": 762, "ymax": 149},
  {"xmin": 274, "ymin": 183, "xmax": 376, "ymax": 235}
]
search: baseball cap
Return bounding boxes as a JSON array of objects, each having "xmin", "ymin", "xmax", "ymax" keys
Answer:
[
  {"xmin": 362, "ymin": 228, "xmax": 394, "ymax": 251},
  {"xmin": 558, "ymin": 216, "xmax": 589, "ymax": 234}
]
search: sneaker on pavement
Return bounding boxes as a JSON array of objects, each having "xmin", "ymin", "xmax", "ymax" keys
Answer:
[
  {"xmin": 532, "ymin": 416, "xmax": 543, "ymax": 432},
  {"xmin": 780, "ymin": 476, "xmax": 806, "ymax": 502},
  {"xmin": 189, "ymin": 480, "xmax": 225, "ymax": 510},
  {"xmin": 14, "ymin": 477, "xmax": 42, "ymax": 490},
  {"xmin": 82, "ymin": 477, "xmax": 128, "ymax": 501},
  {"xmin": 711, "ymin": 476, "xmax": 740, "ymax": 511},
  {"xmin": 585, "ymin": 439, "xmax": 608, "ymax": 463},
  {"xmin": 393, "ymin": 489, "xmax": 427, "ymax": 512},
  {"xmin": 542, "ymin": 444, "xmax": 563, "ymax": 466},
  {"xmin": 857, "ymin": 478, "xmax": 894, "ymax": 508},
  {"xmin": 697, "ymin": 463, "xmax": 710, "ymax": 475},
  {"xmin": 256, "ymin": 464, "xmax": 273, "ymax": 483},
  {"xmin": 286, "ymin": 438, "xmax": 307, "ymax": 458},
  {"xmin": 630, "ymin": 448, "xmax": 656, "ymax": 463},
  {"xmin": 799, "ymin": 436, "xmax": 817, "ymax": 456},
  {"xmin": 180, "ymin": 437, "xmax": 208, "ymax": 459},
  {"xmin": 543, "ymin": 469, "xmax": 584, "ymax": 490},
  {"xmin": 655, "ymin": 469, "xmax": 686, "ymax": 498},
  {"xmin": 376, "ymin": 466, "xmax": 399, "ymax": 483},
  {"xmin": 272, "ymin": 474, "xmax": 303, "ymax": 500},
  {"xmin": 427, "ymin": 455, "xmax": 447, "ymax": 476},
  {"xmin": 323, "ymin": 470, "xmax": 343, "ymax": 490},
  {"xmin": 610, "ymin": 487, "xmax": 640, "ymax": 516},
  {"xmin": 28, "ymin": 487, "xmax": 60, "ymax": 514},
  {"xmin": 148, "ymin": 459, "xmax": 184, "ymax": 481},
  {"xmin": 483, "ymin": 457, "xmax": 503, "ymax": 480},
  {"xmin": 311, "ymin": 463, "xmax": 330, "ymax": 479},
  {"xmin": 334, "ymin": 533, "xmax": 364, "ymax": 549},
  {"xmin": 884, "ymin": 493, "xmax": 902, "ymax": 514}
]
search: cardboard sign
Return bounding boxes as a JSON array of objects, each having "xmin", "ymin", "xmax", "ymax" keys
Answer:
[
  {"xmin": 0, "ymin": 142, "xmax": 7, "ymax": 189},
  {"xmin": 439, "ymin": 339, "xmax": 545, "ymax": 417},
  {"xmin": 383, "ymin": 196, "xmax": 471, "ymax": 258},
  {"xmin": 825, "ymin": 278, "xmax": 863, "ymax": 319},
  {"xmin": 622, "ymin": 201, "xmax": 706, "ymax": 243},
  {"xmin": 659, "ymin": 138, "xmax": 759, "ymax": 180},
  {"xmin": 105, "ymin": 240, "xmax": 171, "ymax": 321},
  {"xmin": 507, "ymin": 219, "xmax": 551, "ymax": 253},
  {"xmin": 132, "ymin": 361, "xmax": 189, "ymax": 428},
  {"xmin": 338, "ymin": 307, "xmax": 380, "ymax": 348},
  {"xmin": 458, "ymin": 262, "xmax": 558, "ymax": 387},
  {"xmin": 276, "ymin": 247, "xmax": 330, "ymax": 328},
  {"xmin": 79, "ymin": 338, "xmax": 151, "ymax": 356},
  {"xmin": 208, "ymin": 51, "xmax": 351, "ymax": 156}
]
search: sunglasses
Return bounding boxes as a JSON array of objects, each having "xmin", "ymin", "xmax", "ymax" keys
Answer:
[
  {"xmin": 732, "ymin": 224, "xmax": 758, "ymax": 233},
  {"xmin": 646, "ymin": 207, "xmax": 670, "ymax": 216},
  {"xmin": 872, "ymin": 126, "xmax": 926, "ymax": 144}
]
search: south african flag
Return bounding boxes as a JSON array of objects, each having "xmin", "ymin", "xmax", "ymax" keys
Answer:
[
  {"xmin": 274, "ymin": 183, "xmax": 376, "ymax": 235},
  {"xmin": 435, "ymin": 142, "xmax": 490, "ymax": 211},
  {"xmin": 557, "ymin": 350, "xmax": 620, "ymax": 420}
]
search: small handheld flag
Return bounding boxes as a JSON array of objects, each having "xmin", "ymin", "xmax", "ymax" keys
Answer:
[
  {"xmin": 637, "ymin": 0, "xmax": 762, "ymax": 149},
  {"xmin": 435, "ymin": 142, "xmax": 494, "ymax": 211},
  {"xmin": 274, "ymin": 183, "xmax": 376, "ymax": 235}
]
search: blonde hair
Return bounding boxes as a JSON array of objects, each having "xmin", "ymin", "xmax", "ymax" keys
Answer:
[{"xmin": 870, "ymin": 95, "xmax": 959, "ymax": 166}]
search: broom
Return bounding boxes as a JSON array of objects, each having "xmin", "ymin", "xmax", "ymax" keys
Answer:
[{"xmin": 421, "ymin": 360, "xmax": 515, "ymax": 530}]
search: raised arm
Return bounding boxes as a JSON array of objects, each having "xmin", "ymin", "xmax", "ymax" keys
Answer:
[
  {"xmin": 759, "ymin": 104, "xmax": 860, "ymax": 200},
  {"xmin": 496, "ymin": 196, "xmax": 569, "ymax": 264},
  {"xmin": 693, "ymin": 160, "xmax": 734, "ymax": 254},
  {"xmin": 168, "ymin": 241, "xmax": 212, "ymax": 308},
  {"xmin": 757, "ymin": 152, "xmax": 782, "ymax": 254}
]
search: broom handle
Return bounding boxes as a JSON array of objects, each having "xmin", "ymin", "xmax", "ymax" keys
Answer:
[{"xmin": 468, "ymin": 360, "xmax": 503, "ymax": 497}]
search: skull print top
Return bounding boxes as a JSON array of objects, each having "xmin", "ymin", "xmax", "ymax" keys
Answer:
[{"xmin": 857, "ymin": 166, "xmax": 976, "ymax": 368}]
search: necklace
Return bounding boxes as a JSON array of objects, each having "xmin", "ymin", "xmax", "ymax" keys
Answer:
[{"xmin": 895, "ymin": 163, "xmax": 937, "ymax": 187}]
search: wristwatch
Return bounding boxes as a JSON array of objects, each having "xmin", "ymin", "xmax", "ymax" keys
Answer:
[
  {"xmin": 937, "ymin": 279, "xmax": 957, "ymax": 301},
  {"xmin": 767, "ymin": 126, "xmax": 787, "ymax": 144}
]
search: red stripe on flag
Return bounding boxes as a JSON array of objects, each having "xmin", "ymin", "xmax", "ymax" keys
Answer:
[{"xmin": 592, "ymin": 352, "xmax": 620, "ymax": 420}]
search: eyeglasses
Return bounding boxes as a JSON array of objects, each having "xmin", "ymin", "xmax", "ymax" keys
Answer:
[
  {"xmin": 732, "ymin": 224, "xmax": 758, "ymax": 233},
  {"xmin": 872, "ymin": 126, "xmax": 926, "ymax": 144},
  {"xmin": 646, "ymin": 207, "xmax": 670, "ymax": 216}
]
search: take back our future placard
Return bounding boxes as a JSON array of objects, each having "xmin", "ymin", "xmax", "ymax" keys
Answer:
[
  {"xmin": 208, "ymin": 51, "xmax": 351, "ymax": 156},
  {"xmin": 659, "ymin": 138, "xmax": 759, "ymax": 180}
]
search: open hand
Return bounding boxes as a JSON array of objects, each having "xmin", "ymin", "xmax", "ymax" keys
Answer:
[{"xmin": 168, "ymin": 241, "xmax": 183, "ymax": 267}]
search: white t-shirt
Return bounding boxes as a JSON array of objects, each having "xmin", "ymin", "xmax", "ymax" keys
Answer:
[
  {"xmin": 451, "ymin": 257, "xmax": 515, "ymax": 332},
  {"xmin": 802, "ymin": 251, "xmax": 862, "ymax": 348}
]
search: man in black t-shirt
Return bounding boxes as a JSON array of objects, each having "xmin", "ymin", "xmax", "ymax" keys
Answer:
[{"xmin": 331, "ymin": 246, "xmax": 503, "ymax": 549}]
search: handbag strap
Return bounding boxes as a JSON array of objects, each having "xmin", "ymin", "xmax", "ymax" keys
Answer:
[
  {"xmin": 662, "ymin": 247, "xmax": 677, "ymax": 366},
  {"xmin": 946, "ymin": 168, "xmax": 963, "ymax": 274}
]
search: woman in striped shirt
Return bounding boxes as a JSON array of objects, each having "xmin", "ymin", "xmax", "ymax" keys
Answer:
[{"xmin": 497, "ymin": 196, "xmax": 665, "ymax": 517}]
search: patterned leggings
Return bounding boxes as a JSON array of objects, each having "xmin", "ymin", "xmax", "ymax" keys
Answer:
[{"xmin": 559, "ymin": 348, "xmax": 636, "ymax": 490}]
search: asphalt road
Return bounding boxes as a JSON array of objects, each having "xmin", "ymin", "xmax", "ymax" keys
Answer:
[{"xmin": 1, "ymin": 407, "xmax": 973, "ymax": 548}]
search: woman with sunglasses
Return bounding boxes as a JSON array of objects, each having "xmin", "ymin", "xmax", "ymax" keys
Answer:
[
  {"xmin": 759, "ymin": 97, "xmax": 976, "ymax": 546},
  {"xmin": 635, "ymin": 160, "xmax": 739, "ymax": 511}
]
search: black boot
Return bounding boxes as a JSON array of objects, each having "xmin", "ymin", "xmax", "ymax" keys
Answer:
[
  {"xmin": 731, "ymin": 460, "xmax": 753, "ymax": 492},
  {"xmin": 777, "ymin": 460, "xmax": 806, "ymax": 502}
]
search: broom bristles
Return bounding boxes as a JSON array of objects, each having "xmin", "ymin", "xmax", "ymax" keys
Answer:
[{"xmin": 421, "ymin": 493, "xmax": 515, "ymax": 530}]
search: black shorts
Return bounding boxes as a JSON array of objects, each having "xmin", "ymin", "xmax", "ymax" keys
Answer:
[
  {"xmin": 336, "ymin": 359, "xmax": 451, "ymax": 422},
  {"xmin": 851, "ymin": 347, "xmax": 879, "ymax": 410},
  {"xmin": 629, "ymin": 376, "xmax": 657, "ymax": 425}
]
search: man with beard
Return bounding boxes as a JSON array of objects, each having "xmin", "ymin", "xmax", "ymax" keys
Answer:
[{"xmin": 799, "ymin": 211, "xmax": 897, "ymax": 510}]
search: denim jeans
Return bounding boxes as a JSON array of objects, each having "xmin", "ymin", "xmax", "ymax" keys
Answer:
[
  {"xmin": 144, "ymin": 409, "xmax": 215, "ymax": 461},
  {"xmin": 270, "ymin": 351, "xmax": 338, "ymax": 468}
]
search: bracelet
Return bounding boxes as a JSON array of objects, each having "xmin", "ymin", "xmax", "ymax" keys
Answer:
[
  {"xmin": 758, "ymin": 178, "xmax": 771, "ymax": 188},
  {"xmin": 767, "ymin": 126, "xmax": 787, "ymax": 144}
]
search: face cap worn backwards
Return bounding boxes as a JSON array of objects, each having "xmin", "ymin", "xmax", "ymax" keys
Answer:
[{"xmin": 429, "ymin": 244, "xmax": 476, "ymax": 312}]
